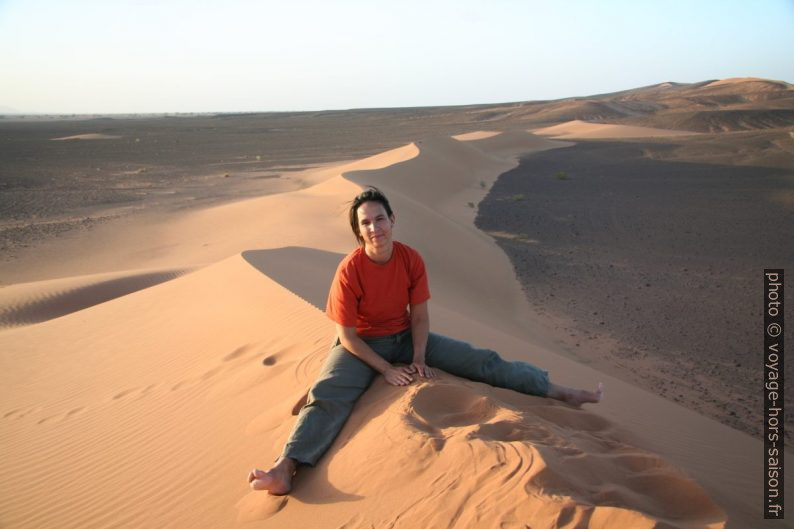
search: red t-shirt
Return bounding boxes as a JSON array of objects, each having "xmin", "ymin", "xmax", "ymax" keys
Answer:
[{"xmin": 326, "ymin": 241, "xmax": 431, "ymax": 336}]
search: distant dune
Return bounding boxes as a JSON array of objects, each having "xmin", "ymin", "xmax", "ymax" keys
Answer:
[
  {"xmin": 50, "ymin": 133, "xmax": 123, "ymax": 140},
  {"xmin": 532, "ymin": 119, "xmax": 698, "ymax": 139},
  {"xmin": 478, "ymin": 77, "xmax": 794, "ymax": 132}
]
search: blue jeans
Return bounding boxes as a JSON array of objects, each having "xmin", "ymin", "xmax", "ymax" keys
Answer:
[{"xmin": 282, "ymin": 329, "xmax": 549, "ymax": 466}]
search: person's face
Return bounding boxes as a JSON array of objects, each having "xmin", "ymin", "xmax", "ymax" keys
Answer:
[{"xmin": 356, "ymin": 201, "xmax": 395, "ymax": 250}]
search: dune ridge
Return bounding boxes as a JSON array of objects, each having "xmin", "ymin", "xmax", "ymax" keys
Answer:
[
  {"xmin": 3, "ymin": 127, "xmax": 781, "ymax": 527},
  {"xmin": 533, "ymin": 120, "xmax": 699, "ymax": 139},
  {"xmin": 50, "ymin": 133, "xmax": 123, "ymax": 140},
  {"xmin": 0, "ymin": 267, "xmax": 195, "ymax": 328}
]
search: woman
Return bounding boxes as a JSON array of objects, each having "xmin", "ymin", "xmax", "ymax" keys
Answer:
[{"xmin": 248, "ymin": 187, "xmax": 602, "ymax": 495}]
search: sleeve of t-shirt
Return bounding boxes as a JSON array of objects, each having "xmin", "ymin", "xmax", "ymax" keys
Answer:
[
  {"xmin": 408, "ymin": 250, "xmax": 431, "ymax": 305},
  {"xmin": 325, "ymin": 260, "xmax": 361, "ymax": 327}
]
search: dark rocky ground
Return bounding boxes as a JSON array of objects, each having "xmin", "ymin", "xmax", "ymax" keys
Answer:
[
  {"xmin": 475, "ymin": 138, "xmax": 793, "ymax": 443},
  {"xmin": 0, "ymin": 109, "xmax": 499, "ymax": 259}
]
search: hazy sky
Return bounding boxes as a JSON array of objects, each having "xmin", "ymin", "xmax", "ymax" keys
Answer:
[{"xmin": 1, "ymin": 0, "xmax": 793, "ymax": 114}]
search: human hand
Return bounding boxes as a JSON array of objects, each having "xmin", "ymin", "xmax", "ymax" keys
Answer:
[
  {"xmin": 383, "ymin": 365, "xmax": 414, "ymax": 386},
  {"xmin": 407, "ymin": 361, "xmax": 436, "ymax": 379}
]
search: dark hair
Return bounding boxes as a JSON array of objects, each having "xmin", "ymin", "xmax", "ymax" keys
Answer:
[{"xmin": 348, "ymin": 186, "xmax": 394, "ymax": 246}]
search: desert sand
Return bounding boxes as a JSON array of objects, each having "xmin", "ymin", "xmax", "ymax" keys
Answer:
[
  {"xmin": 2, "ymin": 126, "xmax": 788, "ymax": 529},
  {"xmin": 51, "ymin": 133, "xmax": 123, "ymax": 141},
  {"xmin": 532, "ymin": 120, "xmax": 698, "ymax": 139},
  {"xmin": 2, "ymin": 78, "xmax": 793, "ymax": 528}
]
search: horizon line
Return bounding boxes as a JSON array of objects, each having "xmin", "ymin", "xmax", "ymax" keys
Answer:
[{"xmin": 5, "ymin": 76, "xmax": 790, "ymax": 118}]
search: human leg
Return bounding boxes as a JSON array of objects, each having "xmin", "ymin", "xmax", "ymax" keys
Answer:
[
  {"xmin": 282, "ymin": 342, "xmax": 378, "ymax": 466},
  {"xmin": 249, "ymin": 341, "xmax": 378, "ymax": 494},
  {"xmin": 424, "ymin": 332, "xmax": 550, "ymax": 396},
  {"xmin": 424, "ymin": 332, "xmax": 602, "ymax": 406}
]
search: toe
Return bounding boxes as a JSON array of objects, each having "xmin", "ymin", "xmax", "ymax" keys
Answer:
[
  {"xmin": 248, "ymin": 468, "xmax": 266, "ymax": 483},
  {"xmin": 250, "ymin": 476, "xmax": 271, "ymax": 491}
]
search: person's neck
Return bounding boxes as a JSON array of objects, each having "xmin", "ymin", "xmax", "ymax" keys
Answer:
[{"xmin": 364, "ymin": 241, "xmax": 394, "ymax": 264}]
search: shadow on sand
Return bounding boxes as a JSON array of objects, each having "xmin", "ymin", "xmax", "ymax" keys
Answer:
[{"xmin": 241, "ymin": 247, "xmax": 345, "ymax": 311}]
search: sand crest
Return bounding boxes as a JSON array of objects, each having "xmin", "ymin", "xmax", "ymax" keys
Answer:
[
  {"xmin": 50, "ymin": 133, "xmax": 122, "ymax": 140},
  {"xmin": 533, "ymin": 119, "xmax": 699, "ymax": 139},
  {"xmin": 451, "ymin": 130, "xmax": 503, "ymax": 141},
  {"xmin": 0, "ymin": 267, "xmax": 194, "ymax": 328}
]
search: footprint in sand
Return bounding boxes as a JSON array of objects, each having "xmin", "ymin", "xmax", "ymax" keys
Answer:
[
  {"xmin": 111, "ymin": 384, "xmax": 159, "ymax": 401},
  {"xmin": 112, "ymin": 387, "xmax": 138, "ymax": 400},
  {"xmin": 262, "ymin": 342, "xmax": 308, "ymax": 367},
  {"xmin": 30, "ymin": 406, "xmax": 45, "ymax": 417},
  {"xmin": 223, "ymin": 344, "xmax": 253, "ymax": 362},
  {"xmin": 37, "ymin": 406, "xmax": 87, "ymax": 424},
  {"xmin": 8, "ymin": 405, "xmax": 43, "ymax": 419},
  {"xmin": 200, "ymin": 366, "xmax": 223, "ymax": 380},
  {"xmin": 221, "ymin": 341, "xmax": 290, "ymax": 367},
  {"xmin": 409, "ymin": 384, "xmax": 497, "ymax": 428}
]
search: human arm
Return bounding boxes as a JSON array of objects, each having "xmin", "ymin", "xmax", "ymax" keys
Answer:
[
  {"xmin": 407, "ymin": 301, "xmax": 436, "ymax": 378},
  {"xmin": 336, "ymin": 323, "xmax": 414, "ymax": 386}
]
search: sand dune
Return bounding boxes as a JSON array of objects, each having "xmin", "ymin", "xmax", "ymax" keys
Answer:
[
  {"xmin": 0, "ymin": 250, "xmax": 726, "ymax": 529},
  {"xmin": 0, "ymin": 267, "xmax": 194, "ymax": 328},
  {"xmin": 450, "ymin": 130, "xmax": 503, "ymax": 141},
  {"xmin": 703, "ymin": 77, "xmax": 792, "ymax": 90},
  {"xmin": 533, "ymin": 120, "xmax": 698, "ymax": 139},
  {"xmin": 2, "ymin": 128, "xmax": 786, "ymax": 527},
  {"xmin": 50, "ymin": 133, "xmax": 122, "ymax": 140},
  {"xmin": 0, "ymin": 254, "xmax": 334, "ymax": 529},
  {"xmin": 456, "ymin": 77, "xmax": 794, "ymax": 133}
]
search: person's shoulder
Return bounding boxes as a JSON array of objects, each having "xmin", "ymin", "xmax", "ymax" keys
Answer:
[
  {"xmin": 394, "ymin": 241, "xmax": 421, "ymax": 257},
  {"xmin": 394, "ymin": 240, "xmax": 419, "ymax": 255},
  {"xmin": 394, "ymin": 241, "xmax": 425, "ymax": 263},
  {"xmin": 337, "ymin": 246, "xmax": 364, "ymax": 273}
]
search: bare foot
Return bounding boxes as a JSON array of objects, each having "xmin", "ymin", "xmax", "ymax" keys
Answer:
[
  {"xmin": 248, "ymin": 457, "xmax": 297, "ymax": 495},
  {"xmin": 547, "ymin": 382, "xmax": 603, "ymax": 407}
]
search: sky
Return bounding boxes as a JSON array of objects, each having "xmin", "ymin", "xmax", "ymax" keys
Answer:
[{"xmin": 1, "ymin": 0, "xmax": 793, "ymax": 114}]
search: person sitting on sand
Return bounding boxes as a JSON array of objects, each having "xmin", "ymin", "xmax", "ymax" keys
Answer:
[{"xmin": 248, "ymin": 186, "xmax": 603, "ymax": 495}]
